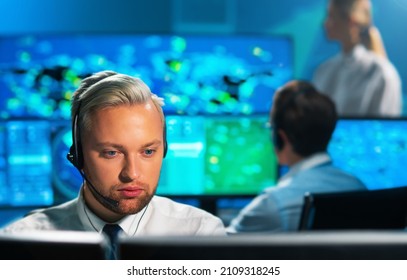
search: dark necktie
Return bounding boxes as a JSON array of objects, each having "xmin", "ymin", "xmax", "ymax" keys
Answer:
[{"xmin": 102, "ymin": 224, "xmax": 123, "ymax": 260}]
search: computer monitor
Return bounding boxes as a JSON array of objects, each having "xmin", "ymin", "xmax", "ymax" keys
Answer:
[
  {"xmin": 279, "ymin": 117, "xmax": 407, "ymax": 190},
  {"xmin": 329, "ymin": 118, "xmax": 407, "ymax": 190},
  {"xmin": 0, "ymin": 231, "xmax": 108, "ymax": 260},
  {"xmin": 118, "ymin": 232, "xmax": 407, "ymax": 260},
  {"xmin": 158, "ymin": 115, "xmax": 277, "ymax": 196},
  {"xmin": 0, "ymin": 119, "xmax": 53, "ymax": 207},
  {"xmin": 0, "ymin": 34, "xmax": 293, "ymax": 118}
]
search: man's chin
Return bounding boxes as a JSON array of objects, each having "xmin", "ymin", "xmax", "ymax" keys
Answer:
[
  {"xmin": 116, "ymin": 196, "xmax": 153, "ymax": 215},
  {"xmin": 118, "ymin": 206, "xmax": 146, "ymax": 215}
]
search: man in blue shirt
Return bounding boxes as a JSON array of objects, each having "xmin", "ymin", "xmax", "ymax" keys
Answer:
[{"xmin": 227, "ymin": 80, "xmax": 366, "ymax": 233}]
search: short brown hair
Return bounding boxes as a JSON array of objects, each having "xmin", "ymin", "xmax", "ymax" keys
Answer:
[{"xmin": 270, "ymin": 80, "xmax": 337, "ymax": 156}]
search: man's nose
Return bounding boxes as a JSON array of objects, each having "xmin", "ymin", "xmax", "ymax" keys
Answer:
[{"xmin": 119, "ymin": 155, "xmax": 141, "ymax": 182}]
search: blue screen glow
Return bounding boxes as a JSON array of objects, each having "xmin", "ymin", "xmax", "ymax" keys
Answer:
[
  {"xmin": 329, "ymin": 118, "xmax": 407, "ymax": 190},
  {"xmin": 0, "ymin": 34, "xmax": 293, "ymax": 118}
]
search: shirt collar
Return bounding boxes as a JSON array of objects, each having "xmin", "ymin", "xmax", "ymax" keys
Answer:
[
  {"xmin": 77, "ymin": 187, "xmax": 147, "ymax": 235},
  {"xmin": 278, "ymin": 152, "xmax": 332, "ymax": 187}
]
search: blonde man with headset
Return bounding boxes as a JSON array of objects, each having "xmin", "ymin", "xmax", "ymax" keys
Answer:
[{"xmin": 2, "ymin": 71, "xmax": 226, "ymax": 241}]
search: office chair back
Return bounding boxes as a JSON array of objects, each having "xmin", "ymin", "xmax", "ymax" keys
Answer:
[{"xmin": 298, "ymin": 186, "xmax": 407, "ymax": 230}]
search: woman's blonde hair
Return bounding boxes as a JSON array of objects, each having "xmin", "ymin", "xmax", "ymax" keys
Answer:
[{"xmin": 331, "ymin": 0, "xmax": 387, "ymax": 57}]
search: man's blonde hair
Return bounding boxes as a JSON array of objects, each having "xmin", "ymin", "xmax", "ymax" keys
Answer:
[{"xmin": 71, "ymin": 70, "xmax": 165, "ymax": 133}]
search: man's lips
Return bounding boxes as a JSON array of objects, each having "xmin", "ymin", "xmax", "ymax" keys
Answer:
[{"xmin": 118, "ymin": 187, "xmax": 144, "ymax": 198}]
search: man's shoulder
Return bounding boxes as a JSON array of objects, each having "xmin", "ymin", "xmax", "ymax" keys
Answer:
[
  {"xmin": 26, "ymin": 198, "xmax": 78, "ymax": 220},
  {"xmin": 150, "ymin": 196, "xmax": 215, "ymax": 219},
  {"xmin": 147, "ymin": 196, "xmax": 226, "ymax": 235},
  {"xmin": 296, "ymin": 163, "xmax": 366, "ymax": 190},
  {"xmin": 1, "ymin": 199, "xmax": 79, "ymax": 233},
  {"xmin": 299, "ymin": 162, "xmax": 352, "ymax": 178}
]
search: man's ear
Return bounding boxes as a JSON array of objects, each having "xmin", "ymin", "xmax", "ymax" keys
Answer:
[
  {"xmin": 278, "ymin": 129, "xmax": 290, "ymax": 148},
  {"xmin": 278, "ymin": 129, "xmax": 297, "ymax": 156},
  {"xmin": 274, "ymin": 129, "xmax": 293, "ymax": 166},
  {"xmin": 276, "ymin": 129, "xmax": 304, "ymax": 166}
]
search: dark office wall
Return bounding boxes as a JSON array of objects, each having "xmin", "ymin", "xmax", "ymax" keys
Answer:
[{"xmin": 0, "ymin": 0, "xmax": 172, "ymax": 33}]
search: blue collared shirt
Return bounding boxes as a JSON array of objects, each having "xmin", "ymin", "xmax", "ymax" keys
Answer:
[{"xmin": 227, "ymin": 152, "xmax": 366, "ymax": 233}]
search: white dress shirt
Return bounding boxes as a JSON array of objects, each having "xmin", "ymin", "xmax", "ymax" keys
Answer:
[
  {"xmin": 313, "ymin": 44, "xmax": 402, "ymax": 117},
  {"xmin": 1, "ymin": 190, "xmax": 226, "ymax": 236}
]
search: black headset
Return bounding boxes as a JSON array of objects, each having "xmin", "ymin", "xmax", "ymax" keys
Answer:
[{"xmin": 66, "ymin": 108, "xmax": 84, "ymax": 169}]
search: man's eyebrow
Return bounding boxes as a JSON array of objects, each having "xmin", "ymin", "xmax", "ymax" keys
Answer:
[
  {"xmin": 141, "ymin": 140, "xmax": 162, "ymax": 149},
  {"xmin": 95, "ymin": 140, "xmax": 162, "ymax": 149},
  {"xmin": 95, "ymin": 142, "xmax": 125, "ymax": 149}
]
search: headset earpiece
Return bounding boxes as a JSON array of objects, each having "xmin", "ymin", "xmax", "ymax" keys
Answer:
[
  {"xmin": 163, "ymin": 121, "xmax": 168, "ymax": 158},
  {"xmin": 66, "ymin": 111, "xmax": 84, "ymax": 170},
  {"xmin": 67, "ymin": 144, "xmax": 84, "ymax": 170}
]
